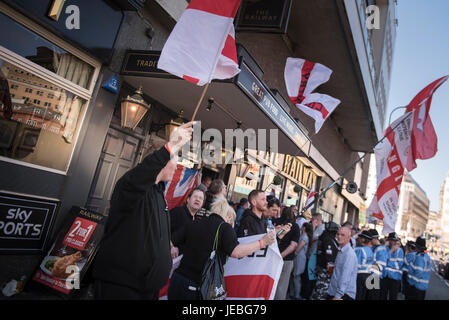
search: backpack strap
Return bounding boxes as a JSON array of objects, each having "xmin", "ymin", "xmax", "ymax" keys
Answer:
[{"xmin": 213, "ymin": 222, "xmax": 225, "ymax": 252}]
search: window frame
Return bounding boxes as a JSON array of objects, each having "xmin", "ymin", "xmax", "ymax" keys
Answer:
[{"xmin": 0, "ymin": 3, "xmax": 102, "ymax": 175}]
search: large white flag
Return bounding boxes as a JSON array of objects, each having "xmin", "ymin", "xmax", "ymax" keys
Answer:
[
  {"xmin": 284, "ymin": 57, "xmax": 341, "ymax": 133},
  {"xmin": 159, "ymin": 234, "xmax": 283, "ymax": 300},
  {"xmin": 224, "ymin": 234, "xmax": 283, "ymax": 300},
  {"xmin": 157, "ymin": 0, "xmax": 241, "ymax": 86},
  {"xmin": 367, "ymin": 112, "xmax": 414, "ymax": 234}
]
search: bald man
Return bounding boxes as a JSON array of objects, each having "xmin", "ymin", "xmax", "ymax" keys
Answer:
[{"xmin": 326, "ymin": 226, "xmax": 358, "ymax": 300}]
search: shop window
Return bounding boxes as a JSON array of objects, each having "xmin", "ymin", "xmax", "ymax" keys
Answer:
[
  {"xmin": 0, "ymin": 7, "xmax": 100, "ymax": 173},
  {"xmin": 0, "ymin": 12, "xmax": 95, "ymax": 90},
  {"xmin": 0, "ymin": 59, "xmax": 88, "ymax": 172},
  {"xmin": 285, "ymin": 180, "xmax": 300, "ymax": 207}
]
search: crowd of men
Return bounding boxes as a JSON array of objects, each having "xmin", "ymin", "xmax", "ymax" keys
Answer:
[
  {"xmin": 92, "ymin": 124, "xmax": 432, "ymax": 300},
  {"xmin": 166, "ymin": 176, "xmax": 432, "ymax": 300}
]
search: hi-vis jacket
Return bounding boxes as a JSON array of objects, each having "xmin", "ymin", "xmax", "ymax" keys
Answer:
[
  {"xmin": 384, "ymin": 246, "xmax": 404, "ymax": 281},
  {"xmin": 407, "ymin": 251, "xmax": 431, "ymax": 291},
  {"xmin": 372, "ymin": 245, "xmax": 388, "ymax": 279},
  {"xmin": 403, "ymin": 251, "xmax": 416, "ymax": 273},
  {"xmin": 355, "ymin": 246, "xmax": 374, "ymax": 274}
]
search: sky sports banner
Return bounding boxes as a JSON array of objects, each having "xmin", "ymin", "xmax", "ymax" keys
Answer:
[
  {"xmin": 0, "ymin": 191, "xmax": 58, "ymax": 254},
  {"xmin": 32, "ymin": 206, "xmax": 106, "ymax": 295},
  {"xmin": 159, "ymin": 234, "xmax": 283, "ymax": 300}
]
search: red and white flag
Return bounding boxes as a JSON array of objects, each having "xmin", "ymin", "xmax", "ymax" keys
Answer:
[
  {"xmin": 304, "ymin": 190, "xmax": 315, "ymax": 211},
  {"xmin": 405, "ymin": 76, "xmax": 448, "ymax": 171},
  {"xmin": 224, "ymin": 234, "xmax": 283, "ymax": 300},
  {"xmin": 284, "ymin": 57, "xmax": 341, "ymax": 133},
  {"xmin": 367, "ymin": 112, "xmax": 414, "ymax": 234},
  {"xmin": 158, "ymin": 235, "xmax": 283, "ymax": 300},
  {"xmin": 157, "ymin": 0, "xmax": 241, "ymax": 86},
  {"xmin": 165, "ymin": 164, "xmax": 201, "ymax": 211}
]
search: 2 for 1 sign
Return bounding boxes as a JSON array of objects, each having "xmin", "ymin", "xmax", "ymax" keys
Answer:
[{"xmin": 63, "ymin": 217, "xmax": 97, "ymax": 250}]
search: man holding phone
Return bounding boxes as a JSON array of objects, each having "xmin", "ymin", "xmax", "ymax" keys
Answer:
[{"xmin": 92, "ymin": 122, "xmax": 195, "ymax": 300}]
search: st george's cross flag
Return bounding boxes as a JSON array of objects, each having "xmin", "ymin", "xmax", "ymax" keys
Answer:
[
  {"xmin": 284, "ymin": 57, "xmax": 341, "ymax": 133},
  {"xmin": 157, "ymin": 0, "xmax": 241, "ymax": 86},
  {"xmin": 158, "ymin": 235, "xmax": 283, "ymax": 300},
  {"xmin": 224, "ymin": 234, "xmax": 283, "ymax": 300},
  {"xmin": 165, "ymin": 164, "xmax": 201, "ymax": 210},
  {"xmin": 367, "ymin": 112, "xmax": 414, "ymax": 234},
  {"xmin": 405, "ymin": 76, "xmax": 448, "ymax": 172}
]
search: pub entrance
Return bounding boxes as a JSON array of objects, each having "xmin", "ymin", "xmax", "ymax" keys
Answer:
[{"xmin": 86, "ymin": 119, "xmax": 143, "ymax": 216}]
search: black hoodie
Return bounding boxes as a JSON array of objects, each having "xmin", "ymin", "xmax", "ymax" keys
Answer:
[
  {"xmin": 236, "ymin": 209, "xmax": 267, "ymax": 237},
  {"xmin": 92, "ymin": 147, "xmax": 172, "ymax": 293}
]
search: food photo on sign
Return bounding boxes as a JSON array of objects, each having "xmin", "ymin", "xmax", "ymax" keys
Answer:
[{"xmin": 31, "ymin": 206, "xmax": 106, "ymax": 297}]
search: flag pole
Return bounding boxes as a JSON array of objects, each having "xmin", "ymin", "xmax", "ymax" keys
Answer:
[
  {"xmin": 300, "ymin": 110, "xmax": 413, "ymax": 215},
  {"xmin": 191, "ymin": 83, "xmax": 210, "ymax": 121}
]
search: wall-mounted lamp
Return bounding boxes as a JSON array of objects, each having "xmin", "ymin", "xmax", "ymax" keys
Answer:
[
  {"xmin": 206, "ymin": 97, "xmax": 214, "ymax": 111},
  {"xmin": 120, "ymin": 85, "xmax": 151, "ymax": 130},
  {"xmin": 165, "ymin": 109, "xmax": 185, "ymax": 140},
  {"xmin": 149, "ymin": 109, "xmax": 185, "ymax": 140}
]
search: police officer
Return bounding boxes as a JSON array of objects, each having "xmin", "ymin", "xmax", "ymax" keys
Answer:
[
  {"xmin": 355, "ymin": 230, "xmax": 374, "ymax": 300},
  {"xmin": 366, "ymin": 229, "xmax": 386, "ymax": 300},
  {"xmin": 381, "ymin": 232, "xmax": 404, "ymax": 300},
  {"xmin": 402, "ymin": 241, "xmax": 417, "ymax": 299},
  {"xmin": 406, "ymin": 236, "xmax": 431, "ymax": 300},
  {"xmin": 310, "ymin": 221, "xmax": 340, "ymax": 300}
]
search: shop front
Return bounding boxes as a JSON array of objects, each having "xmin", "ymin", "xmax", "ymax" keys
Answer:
[
  {"xmin": 118, "ymin": 45, "xmax": 322, "ymax": 209},
  {"xmin": 0, "ymin": 0, "xmax": 145, "ymax": 289}
]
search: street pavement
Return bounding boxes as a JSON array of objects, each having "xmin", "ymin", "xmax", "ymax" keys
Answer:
[
  {"xmin": 425, "ymin": 258, "xmax": 449, "ymax": 300},
  {"xmin": 397, "ymin": 256, "xmax": 449, "ymax": 300}
]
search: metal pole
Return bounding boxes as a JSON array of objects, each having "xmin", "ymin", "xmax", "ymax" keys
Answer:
[{"xmin": 388, "ymin": 106, "xmax": 408, "ymax": 126}]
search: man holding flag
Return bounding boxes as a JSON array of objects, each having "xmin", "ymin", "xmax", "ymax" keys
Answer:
[{"xmin": 92, "ymin": 122, "xmax": 194, "ymax": 300}]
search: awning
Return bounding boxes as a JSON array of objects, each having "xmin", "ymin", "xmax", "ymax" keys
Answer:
[{"xmin": 120, "ymin": 45, "xmax": 311, "ymax": 158}]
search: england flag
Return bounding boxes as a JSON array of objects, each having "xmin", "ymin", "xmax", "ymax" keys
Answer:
[
  {"xmin": 157, "ymin": 0, "xmax": 241, "ymax": 86},
  {"xmin": 367, "ymin": 112, "xmax": 414, "ymax": 234},
  {"xmin": 284, "ymin": 57, "xmax": 341, "ymax": 133}
]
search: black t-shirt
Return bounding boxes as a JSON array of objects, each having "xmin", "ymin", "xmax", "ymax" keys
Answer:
[
  {"xmin": 316, "ymin": 231, "xmax": 339, "ymax": 268},
  {"xmin": 169, "ymin": 205, "xmax": 196, "ymax": 254},
  {"xmin": 172, "ymin": 213, "xmax": 239, "ymax": 284},
  {"xmin": 170, "ymin": 205, "xmax": 193, "ymax": 233},
  {"xmin": 237, "ymin": 209, "xmax": 267, "ymax": 237},
  {"xmin": 274, "ymin": 218, "xmax": 300, "ymax": 261}
]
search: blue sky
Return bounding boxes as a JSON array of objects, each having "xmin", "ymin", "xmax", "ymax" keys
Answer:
[{"xmin": 386, "ymin": 0, "xmax": 449, "ymax": 211}]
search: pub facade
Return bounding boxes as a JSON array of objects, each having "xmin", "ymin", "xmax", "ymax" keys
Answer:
[{"xmin": 0, "ymin": 0, "xmax": 395, "ymax": 297}]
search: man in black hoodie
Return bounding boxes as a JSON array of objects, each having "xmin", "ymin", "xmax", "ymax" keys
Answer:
[
  {"xmin": 92, "ymin": 122, "xmax": 194, "ymax": 299},
  {"xmin": 310, "ymin": 221, "xmax": 340, "ymax": 300}
]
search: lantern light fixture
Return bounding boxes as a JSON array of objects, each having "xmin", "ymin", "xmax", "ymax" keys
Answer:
[{"xmin": 120, "ymin": 85, "xmax": 151, "ymax": 130}]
